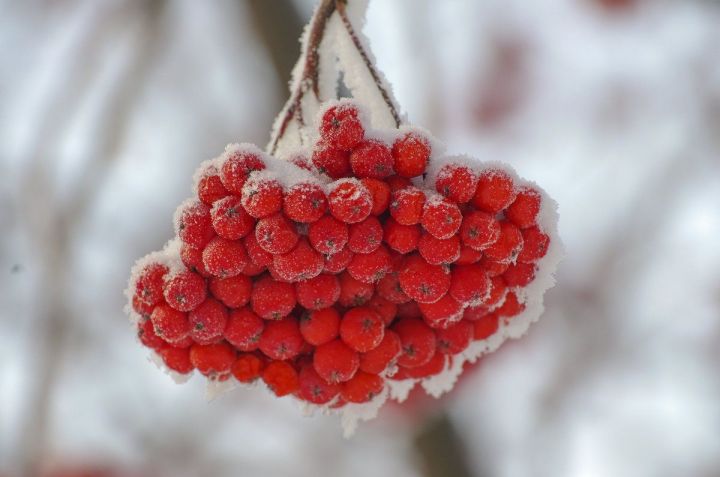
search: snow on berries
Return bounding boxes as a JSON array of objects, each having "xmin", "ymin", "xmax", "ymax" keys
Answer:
[{"xmin": 126, "ymin": 98, "xmax": 560, "ymax": 435}]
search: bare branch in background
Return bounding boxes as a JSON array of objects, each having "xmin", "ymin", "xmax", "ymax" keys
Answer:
[{"xmin": 413, "ymin": 413, "xmax": 474, "ymax": 477}]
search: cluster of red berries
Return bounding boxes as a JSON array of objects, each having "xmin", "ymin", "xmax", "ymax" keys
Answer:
[{"xmin": 128, "ymin": 100, "xmax": 551, "ymax": 409}]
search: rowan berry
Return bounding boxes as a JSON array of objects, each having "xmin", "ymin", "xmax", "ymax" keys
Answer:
[
  {"xmin": 262, "ymin": 360, "xmax": 299, "ymax": 396},
  {"xmin": 417, "ymin": 233, "xmax": 461, "ymax": 265},
  {"xmin": 241, "ymin": 175, "xmax": 283, "ymax": 218},
  {"xmin": 299, "ymin": 307, "xmax": 340, "ymax": 346},
  {"xmin": 473, "ymin": 313, "xmax": 500, "ymax": 340},
  {"xmin": 455, "ymin": 245, "xmax": 483, "ymax": 265},
  {"xmin": 517, "ymin": 226, "xmax": 550, "ymax": 263},
  {"xmin": 158, "ymin": 343, "xmax": 194, "ymax": 374},
  {"xmin": 295, "ymin": 273, "xmax": 340, "ymax": 310},
  {"xmin": 208, "ymin": 274, "xmax": 252, "ymax": 308},
  {"xmin": 341, "ymin": 371, "xmax": 384, "ymax": 403},
  {"xmin": 320, "ymin": 103, "xmax": 364, "ymax": 150},
  {"xmin": 449, "ymin": 264, "xmax": 490, "ymax": 305},
  {"xmin": 483, "ymin": 221, "xmax": 523, "ymax": 263},
  {"xmin": 348, "ymin": 216, "xmax": 383, "ymax": 254},
  {"xmin": 460, "ymin": 210, "xmax": 500, "ymax": 251},
  {"xmin": 436, "ymin": 320, "xmax": 473, "ymax": 354},
  {"xmin": 189, "ymin": 342, "xmax": 236, "ymax": 377},
  {"xmin": 472, "ymin": 169, "xmax": 516, "ymax": 213},
  {"xmin": 366, "ymin": 295, "xmax": 397, "ymax": 325},
  {"xmin": 386, "ymin": 175, "xmax": 412, "ymax": 191},
  {"xmin": 177, "ymin": 200, "xmax": 215, "ymax": 248},
  {"xmin": 224, "ymin": 307, "xmax": 264, "ymax": 351},
  {"xmin": 485, "ymin": 276, "xmax": 507, "ymax": 307},
  {"xmin": 138, "ymin": 317, "xmax": 164, "ymax": 349},
  {"xmin": 463, "ymin": 304, "xmax": 489, "ymax": 321},
  {"xmin": 496, "ymin": 291, "xmax": 525, "ymax": 318},
  {"xmin": 231, "ymin": 353, "xmax": 264, "ymax": 383},
  {"xmin": 503, "ymin": 262, "xmax": 536, "ymax": 287},
  {"xmin": 393, "ymin": 318, "xmax": 437, "ymax": 368},
  {"xmin": 135, "ymin": 262, "xmax": 168, "ymax": 306},
  {"xmin": 255, "ymin": 214, "xmax": 299, "ymax": 254},
  {"xmin": 340, "ymin": 307, "xmax": 385, "ymax": 352},
  {"xmin": 435, "ymin": 163, "xmax": 477, "ymax": 204},
  {"xmin": 350, "ymin": 139, "xmax": 394, "ymax": 179},
  {"xmin": 220, "ymin": 148, "xmax": 266, "ymax": 194},
  {"xmin": 328, "ymin": 179, "xmax": 372, "ymax": 224},
  {"xmin": 244, "ymin": 232, "xmax": 273, "ymax": 266},
  {"xmin": 312, "ymin": 141, "xmax": 351, "ymax": 179},
  {"xmin": 359, "ymin": 330, "xmax": 401, "ymax": 374},
  {"xmin": 180, "ymin": 243, "xmax": 210, "ymax": 277},
  {"xmin": 347, "ymin": 245, "xmax": 392, "ymax": 283},
  {"xmin": 479, "ymin": 257, "xmax": 510, "ymax": 277},
  {"xmin": 258, "ymin": 317, "xmax": 304, "ymax": 360},
  {"xmin": 505, "ymin": 187, "xmax": 541, "ymax": 229},
  {"xmin": 323, "ymin": 246, "xmax": 354, "ymax": 274},
  {"xmin": 196, "ymin": 165, "xmax": 230, "ymax": 205},
  {"xmin": 360, "ymin": 178, "xmax": 391, "ymax": 215},
  {"xmin": 308, "ymin": 215, "xmax": 348, "ymax": 255},
  {"xmin": 419, "ymin": 294, "xmax": 463, "ymax": 329},
  {"xmin": 398, "ymin": 254, "xmax": 451, "ymax": 304},
  {"xmin": 298, "ymin": 364, "xmax": 340, "ymax": 404},
  {"xmin": 250, "ymin": 275, "xmax": 296, "ymax": 320},
  {"xmin": 189, "ymin": 298, "xmax": 228, "ymax": 344},
  {"xmin": 202, "ymin": 237, "xmax": 248, "ymax": 278},
  {"xmin": 337, "ymin": 272, "xmax": 374, "ymax": 307},
  {"xmin": 396, "ymin": 301, "xmax": 422, "ymax": 319},
  {"xmin": 392, "ymin": 131, "xmax": 430, "ymax": 178},
  {"xmin": 163, "ymin": 270, "xmax": 207, "ymax": 312},
  {"xmin": 389, "ymin": 187, "xmax": 425, "ymax": 225},
  {"xmin": 401, "ymin": 351, "xmax": 446, "ymax": 379},
  {"xmin": 376, "ymin": 269, "xmax": 411, "ymax": 304},
  {"xmin": 273, "ymin": 238, "xmax": 324, "ymax": 282},
  {"xmin": 383, "ymin": 217, "xmax": 420, "ymax": 254},
  {"xmin": 313, "ymin": 339, "xmax": 360, "ymax": 383},
  {"xmin": 421, "ymin": 196, "xmax": 462, "ymax": 239},
  {"xmin": 282, "ymin": 182, "xmax": 327, "ymax": 223}
]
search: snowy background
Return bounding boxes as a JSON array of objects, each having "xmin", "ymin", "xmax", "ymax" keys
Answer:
[{"xmin": 1, "ymin": 0, "xmax": 719, "ymax": 476}]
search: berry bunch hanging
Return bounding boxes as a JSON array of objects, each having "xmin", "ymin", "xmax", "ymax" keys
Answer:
[{"xmin": 126, "ymin": 0, "xmax": 560, "ymax": 435}]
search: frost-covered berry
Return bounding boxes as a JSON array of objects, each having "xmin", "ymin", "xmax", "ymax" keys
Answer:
[
  {"xmin": 250, "ymin": 276, "xmax": 296, "ymax": 320},
  {"xmin": 396, "ymin": 301, "xmax": 422, "ymax": 319},
  {"xmin": 383, "ymin": 218, "xmax": 421, "ymax": 254},
  {"xmin": 323, "ymin": 246, "xmax": 354, "ymax": 274},
  {"xmin": 258, "ymin": 317, "xmax": 304, "ymax": 360},
  {"xmin": 282, "ymin": 182, "xmax": 327, "ymax": 223},
  {"xmin": 158, "ymin": 343, "xmax": 194, "ymax": 374},
  {"xmin": 262, "ymin": 360, "xmax": 299, "ymax": 397},
  {"xmin": 202, "ymin": 237, "xmax": 248, "ymax": 278},
  {"xmin": 255, "ymin": 214, "xmax": 299, "ymax": 254},
  {"xmin": 480, "ymin": 257, "xmax": 510, "ymax": 277},
  {"xmin": 392, "ymin": 131, "xmax": 430, "ymax": 178},
  {"xmin": 401, "ymin": 351, "xmax": 446, "ymax": 379},
  {"xmin": 134, "ymin": 263, "xmax": 168, "ymax": 306},
  {"xmin": 312, "ymin": 141, "xmax": 351, "ymax": 179},
  {"xmin": 211, "ymin": 195, "xmax": 255, "ymax": 240},
  {"xmin": 273, "ymin": 239, "xmax": 324, "ymax": 282},
  {"xmin": 180, "ymin": 243, "xmax": 210, "ymax": 277},
  {"xmin": 337, "ymin": 272, "xmax": 374, "ymax": 307},
  {"xmin": 244, "ymin": 232, "xmax": 273, "ymax": 267},
  {"xmin": 350, "ymin": 139, "xmax": 394, "ymax": 179},
  {"xmin": 485, "ymin": 276, "xmax": 508, "ymax": 308},
  {"xmin": 197, "ymin": 165, "xmax": 230, "ymax": 205},
  {"xmin": 298, "ymin": 364, "xmax": 340, "ymax": 404},
  {"xmin": 463, "ymin": 304, "xmax": 489, "ymax": 321},
  {"xmin": 177, "ymin": 200, "xmax": 215, "ymax": 248},
  {"xmin": 361, "ymin": 178, "xmax": 391, "ymax": 216},
  {"xmin": 189, "ymin": 342, "xmax": 236, "ymax": 377},
  {"xmin": 421, "ymin": 196, "xmax": 462, "ymax": 240},
  {"xmin": 359, "ymin": 330, "xmax": 401, "ymax": 374},
  {"xmin": 231, "ymin": 353, "xmax": 264, "ymax": 383},
  {"xmin": 505, "ymin": 187, "xmax": 541, "ymax": 229},
  {"xmin": 472, "ymin": 169, "xmax": 516, "ymax": 213},
  {"xmin": 347, "ymin": 245, "xmax": 392, "ymax": 283},
  {"xmin": 503, "ymin": 262, "xmax": 536, "ymax": 287},
  {"xmin": 347, "ymin": 216, "xmax": 383, "ymax": 254},
  {"xmin": 483, "ymin": 221, "xmax": 523, "ymax": 263},
  {"xmin": 220, "ymin": 149, "xmax": 266, "ymax": 194},
  {"xmin": 341, "ymin": 371, "xmax": 384, "ymax": 403},
  {"xmin": 418, "ymin": 294, "xmax": 463, "ymax": 329},
  {"xmin": 320, "ymin": 103, "xmax": 364, "ymax": 150},
  {"xmin": 450, "ymin": 264, "xmax": 490, "ymax": 305},
  {"xmin": 517, "ymin": 226, "xmax": 550, "ymax": 263},
  {"xmin": 241, "ymin": 175, "xmax": 283, "ymax": 218},
  {"xmin": 376, "ymin": 269, "xmax": 411, "ymax": 304},
  {"xmin": 435, "ymin": 163, "xmax": 477, "ymax": 204},
  {"xmin": 340, "ymin": 307, "xmax": 385, "ymax": 352},
  {"xmin": 163, "ymin": 270, "xmax": 207, "ymax": 312},
  {"xmin": 224, "ymin": 307, "xmax": 264, "ymax": 351},
  {"xmin": 295, "ymin": 274, "xmax": 340, "ymax": 310},
  {"xmin": 455, "ymin": 245, "xmax": 483, "ymax": 265},
  {"xmin": 209, "ymin": 274, "xmax": 252, "ymax": 309},
  {"xmin": 398, "ymin": 255, "xmax": 451, "ymax": 304},
  {"xmin": 386, "ymin": 175, "xmax": 412, "ymax": 192},
  {"xmin": 328, "ymin": 180, "xmax": 372, "ymax": 224},
  {"xmin": 389, "ymin": 187, "xmax": 425, "ymax": 225},
  {"xmin": 313, "ymin": 339, "xmax": 360, "ymax": 383},
  {"xmin": 189, "ymin": 298, "xmax": 228, "ymax": 344},
  {"xmin": 366, "ymin": 295, "xmax": 397, "ymax": 325},
  {"xmin": 496, "ymin": 291, "xmax": 525, "ymax": 319},
  {"xmin": 460, "ymin": 210, "xmax": 501, "ymax": 251},
  {"xmin": 308, "ymin": 215, "xmax": 348, "ymax": 255},
  {"xmin": 436, "ymin": 321, "xmax": 473, "ymax": 354},
  {"xmin": 138, "ymin": 317, "xmax": 165, "ymax": 349},
  {"xmin": 393, "ymin": 318, "xmax": 437, "ymax": 368},
  {"xmin": 299, "ymin": 307, "xmax": 340, "ymax": 346},
  {"xmin": 417, "ymin": 233, "xmax": 461, "ymax": 265}
]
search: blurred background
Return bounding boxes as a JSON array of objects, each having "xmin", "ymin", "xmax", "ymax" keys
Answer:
[{"xmin": 1, "ymin": 0, "xmax": 720, "ymax": 476}]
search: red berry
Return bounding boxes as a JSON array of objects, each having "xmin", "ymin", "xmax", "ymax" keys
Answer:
[
  {"xmin": 455, "ymin": 245, "xmax": 483, "ymax": 265},
  {"xmin": 177, "ymin": 200, "xmax": 215, "ymax": 248},
  {"xmin": 180, "ymin": 243, "xmax": 210, "ymax": 277},
  {"xmin": 435, "ymin": 163, "xmax": 477, "ymax": 204},
  {"xmin": 473, "ymin": 313, "xmax": 500, "ymax": 340},
  {"xmin": 196, "ymin": 165, "xmax": 230, "ymax": 205},
  {"xmin": 392, "ymin": 131, "xmax": 430, "ymax": 178},
  {"xmin": 337, "ymin": 272, "xmax": 374, "ymax": 307},
  {"xmin": 158, "ymin": 343, "xmax": 194, "ymax": 374},
  {"xmin": 134, "ymin": 262, "xmax": 168, "ymax": 306},
  {"xmin": 396, "ymin": 301, "xmax": 422, "ymax": 319},
  {"xmin": 189, "ymin": 342, "xmax": 236, "ymax": 377},
  {"xmin": 350, "ymin": 139, "xmax": 394, "ymax": 179},
  {"xmin": 460, "ymin": 210, "xmax": 501, "ymax": 251},
  {"xmin": 367, "ymin": 295, "xmax": 398, "ymax": 325},
  {"xmin": 300, "ymin": 307, "xmax": 340, "ymax": 346},
  {"xmin": 258, "ymin": 317, "xmax": 304, "ymax": 360},
  {"xmin": 220, "ymin": 148, "xmax": 266, "ymax": 194},
  {"xmin": 132, "ymin": 295, "xmax": 156, "ymax": 320},
  {"xmin": 421, "ymin": 196, "xmax": 462, "ymax": 239},
  {"xmin": 480, "ymin": 256, "xmax": 510, "ymax": 277},
  {"xmin": 340, "ymin": 307, "xmax": 385, "ymax": 352},
  {"xmin": 417, "ymin": 233, "xmax": 461, "ymax": 265},
  {"xmin": 483, "ymin": 221, "xmax": 523, "ymax": 263},
  {"xmin": 282, "ymin": 182, "xmax": 327, "ymax": 223},
  {"xmin": 505, "ymin": 187, "xmax": 541, "ymax": 228},
  {"xmin": 255, "ymin": 214, "xmax": 299, "ymax": 254},
  {"xmin": 138, "ymin": 318, "xmax": 165, "ymax": 349},
  {"xmin": 308, "ymin": 215, "xmax": 348, "ymax": 255},
  {"xmin": 418, "ymin": 294, "xmax": 463, "ymax": 329},
  {"xmin": 376, "ymin": 269, "xmax": 411, "ymax": 304},
  {"xmin": 211, "ymin": 195, "xmax": 255, "ymax": 240},
  {"xmin": 202, "ymin": 237, "xmax": 248, "ymax": 278},
  {"xmin": 313, "ymin": 339, "xmax": 360, "ymax": 383},
  {"xmin": 163, "ymin": 270, "xmax": 207, "ymax": 312},
  {"xmin": 273, "ymin": 238, "xmax": 324, "ymax": 282},
  {"xmin": 341, "ymin": 371, "xmax": 384, "ymax": 403},
  {"xmin": 312, "ymin": 142, "xmax": 352, "ymax": 179},
  {"xmin": 463, "ymin": 304, "xmax": 490, "ymax": 321},
  {"xmin": 386, "ymin": 175, "xmax": 412, "ymax": 191},
  {"xmin": 402, "ymin": 351, "xmax": 446, "ymax": 379},
  {"xmin": 393, "ymin": 318, "xmax": 437, "ymax": 368},
  {"xmin": 241, "ymin": 175, "xmax": 283, "ymax": 218},
  {"xmin": 323, "ymin": 246, "xmax": 354, "ymax": 274},
  {"xmin": 328, "ymin": 179, "xmax": 372, "ymax": 224},
  {"xmin": 348, "ymin": 216, "xmax": 383, "ymax": 254},
  {"xmin": 170, "ymin": 334, "xmax": 194, "ymax": 349},
  {"xmin": 383, "ymin": 217, "xmax": 421, "ymax": 254},
  {"xmin": 320, "ymin": 103, "xmax": 364, "ymax": 150},
  {"xmin": 389, "ymin": 187, "xmax": 425, "ymax": 225},
  {"xmin": 517, "ymin": 226, "xmax": 550, "ymax": 263},
  {"xmin": 244, "ymin": 232, "xmax": 273, "ymax": 267},
  {"xmin": 262, "ymin": 360, "xmax": 299, "ymax": 396},
  {"xmin": 224, "ymin": 307, "xmax": 264, "ymax": 351},
  {"xmin": 503, "ymin": 262, "xmax": 536, "ymax": 287},
  {"xmin": 251, "ymin": 276, "xmax": 296, "ymax": 320},
  {"xmin": 361, "ymin": 178, "xmax": 391, "ymax": 216},
  {"xmin": 296, "ymin": 273, "xmax": 340, "ymax": 310},
  {"xmin": 359, "ymin": 330, "xmax": 401, "ymax": 374},
  {"xmin": 472, "ymin": 169, "xmax": 516, "ymax": 213},
  {"xmin": 347, "ymin": 245, "xmax": 392, "ymax": 283},
  {"xmin": 209, "ymin": 274, "xmax": 252, "ymax": 309},
  {"xmin": 496, "ymin": 291, "xmax": 525, "ymax": 319},
  {"xmin": 436, "ymin": 321, "xmax": 473, "ymax": 354},
  {"xmin": 485, "ymin": 276, "xmax": 507, "ymax": 307},
  {"xmin": 189, "ymin": 298, "xmax": 228, "ymax": 344},
  {"xmin": 398, "ymin": 255, "xmax": 451, "ymax": 304},
  {"xmin": 450, "ymin": 264, "xmax": 490, "ymax": 305},
  {"xmin": 288, "ymin": 153, "xmax": 312, "ymax": 171},
  {"xmin": 231, "ymin": 353, "xmax": 264, "ymax": 383},
  {"xmin": 298, "ymin": 364, "xmax": 340, "ymax": 404}
]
